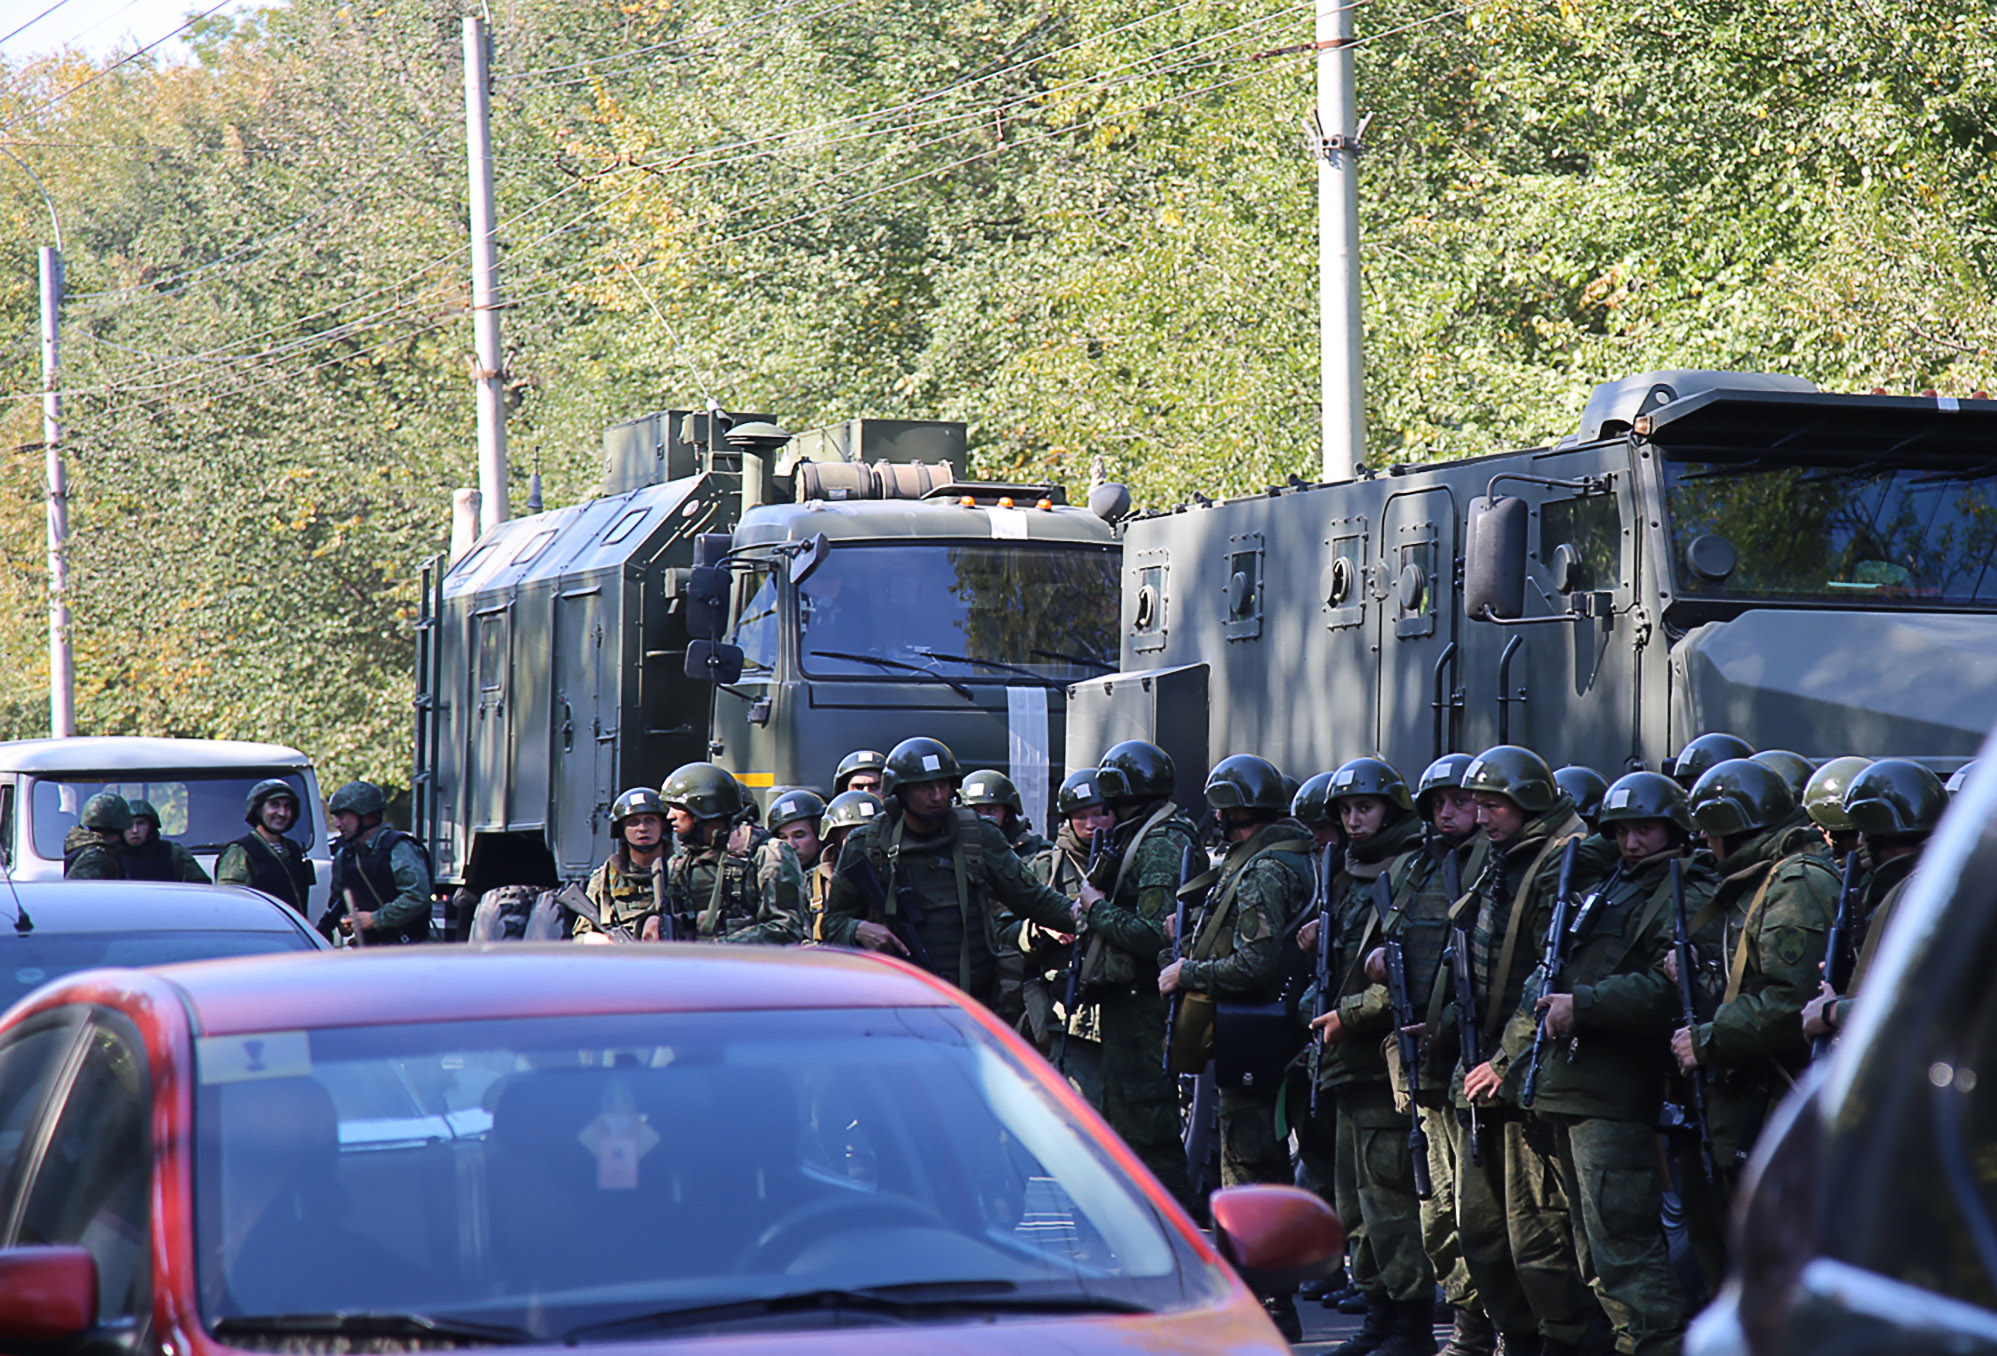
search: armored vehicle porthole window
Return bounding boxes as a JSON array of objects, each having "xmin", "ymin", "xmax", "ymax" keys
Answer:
[
  {"xmin": 477, "ymin": 614, "xmax": 506, "ymax": 693},
  {"xmin": 1323, "ymin": 518, "xmax": 1369, "ymax": 631},
  {"xmin": 1133, "ymin": 555, "xmax": 1169, "ymax": 653},
  {"xmin": 1540, "ymin": 494, "xmax": 1620, "ymax": 593},
  {"xmin": 1224, "ymin": 535, "xmax": 1264, "ymax": 641}
]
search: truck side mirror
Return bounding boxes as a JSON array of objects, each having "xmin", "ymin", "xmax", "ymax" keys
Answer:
[
  {"xmin": 1464, "ymin": 496, "xmax": 1528, "ymax": 621},
  {"xmin": 789, "ymin": 533, "xmax": 830, "ymax": 588},
  {"xmin": 684, "ymin": 639, "xmax": 744, "ymax": 686},
  {"xmin": 685, "ymin": 565, "xmax": 730, "ymax": 641}
]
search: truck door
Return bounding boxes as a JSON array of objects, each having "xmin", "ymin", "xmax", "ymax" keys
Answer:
[
  {"xmin": 555, "ymin": 587, "xmax": 615, "ymax": 876},
  {"xmin": 467, "ymin": 605, "xmax": 512, "ymax": 834},
  {"xmin": 1375, "ymin": 487, "xmax": 1459, "ymax": 767}
]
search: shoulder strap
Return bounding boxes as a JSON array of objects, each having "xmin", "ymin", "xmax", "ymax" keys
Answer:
[
  {"xmin": 1191, "ymin": 834, "xmax": 1312, "ymax": 959},
  {"xmin": 1110, "ymin": 800, "xmax": 1180, "ymax": 901},
  {"xmin": 1486, "ymin": 828, "xmax": 1581, "ymax": 1041}
]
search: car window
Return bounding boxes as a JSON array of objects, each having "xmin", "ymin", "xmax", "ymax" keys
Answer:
[
  {"xmin": 0, "ymin": 1013, "xmax": 84, "ymax": 1213},
  {"xmin": 0, "ymin": 931, "xmax": 318, "ymax": 1012},
  {"xmin": 15, "ymin": 1018, "xmax": 152, "ymax": 1323},
  {"xmin": 29, "ymin": 771, "xmax": 314, "ymax": 857}
]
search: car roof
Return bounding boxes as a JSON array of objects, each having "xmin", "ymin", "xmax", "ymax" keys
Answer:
[
  {"xmin": 0, "ymin": 881, "xmax": 317, "ymax": 935},
  {"xmin": 154, "ymin": 944, "xmax": 959, "ymax": 1037},
  {"xmin": 0, "ymin": 736, "xmax": 312, "ymax": 774}
]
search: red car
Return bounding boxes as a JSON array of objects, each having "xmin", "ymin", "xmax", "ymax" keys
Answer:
[{"xmin": 0, "ymin": 944, "xmax": 1337, "ymax": 1353}]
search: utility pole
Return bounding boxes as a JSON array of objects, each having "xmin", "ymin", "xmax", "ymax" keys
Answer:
[
  {"xmin": 1315, "ymin": 0, "xmax": 1365, "ymax": 483},
  {"xmin": 463, "ymin": 14, "xmax": 509, "ymax": 532},
  {"xmin": 40, "ymin": 246, "xmax": 75, "ymax": 738}
]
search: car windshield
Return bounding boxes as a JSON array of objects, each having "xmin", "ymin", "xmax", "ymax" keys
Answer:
[
  {"xmin": 194, "ymin": 1007, "xmax": 1211, "ymax": 1345},
  {"xmin": 0, "ymin": 930, "xmax": 315, "ymax": 1011},
  {"xmin": 751, "ymin": 542, "xmax": 1117, "ymax": 684},
  {"xmin": 1662, "ymin": 454, "xmax": 1997, "ymax": 606},
  {"xmin": 29, "ymin": 771, "xmax": 313, "ymax": 858}
]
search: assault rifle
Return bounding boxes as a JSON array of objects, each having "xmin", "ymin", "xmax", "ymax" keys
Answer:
[
  {"xmin": 1163, "ymin": 843, "xmax": 1201, "ymax": 1075},
  {"xmin": 1054, "ymin": 827, "xmax": 1110, "ymax": 1072},
  {"xmin": 844, "ymin": 854, "xmax": 934, "ymax": 971},
  {"xmin": 1670, "ymin": 857, "xmax": 1717, "ymax": 1182},
  {"xmin": 557, "ymin": 883, "xmax": 638, "ymax": 943},
  {"xmin": 1382, "ymin": 928, "xmax": 1432, "ymax": 1200},
  {"xmin": 1447, "ymin": 913, "xmax": 1483, "ymax": 1165},
  {"xmin": 1812, "ymin": 850, "xmax": 1865, "ymax": 1061},
  {"xmin": 1519, "ymin": 837, "xmax": 1581, "ymax": 1108},
  {"xmin": 1307, "ymin": 842, "xmax": 1336, "ymax": 1118}
]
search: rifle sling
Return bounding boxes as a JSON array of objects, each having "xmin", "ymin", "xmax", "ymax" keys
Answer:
[
  {"xmin": 1486, "ymin": 826, "xmax": 1582, "ymax": 1044},
  {"xmin": 1082, "ymin": 801, "xmax": 1179, "ymax": 985}
]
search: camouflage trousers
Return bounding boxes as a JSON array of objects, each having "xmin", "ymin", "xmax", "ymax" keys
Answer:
[
  {"xmin": 1333, "ymin": 1081, "xmax": 1435, "ymax": 1303},
  {"xmin": 1456, "ymin": 1110, "xmax": 1591, "ymax": 1343},
  {"xmin": 1217, "ymin": 1084, "xmax": 1289, "ymax": 1189},
  {"xmin": 1419, "ymin": 1097, "xmax": 1477, "ymax": 1310},
  {"xmin": 1545, "ymin": 1113, "xmax": 1687, "ymax": 1356},
  {"xmin": 1098, "ymin": 989, "xmax": 1200, "ymax": 1218}
]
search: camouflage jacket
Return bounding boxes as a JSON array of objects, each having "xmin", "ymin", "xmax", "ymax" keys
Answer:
[
  {"xmin": 1687, "ymin": 823, "xmax": 1839, "ymax": 1075},
  {"xmin": 1090, "ymin": 800, "xmax": 1201, "ymax": 980},
  {"xmin": 1318, "ymin": 813, "xmax": 1426, "ymax": 1088},
  {"xmin": 578, "ymin": 850, "xmax": 663, "ymax": 938},
  {"xmin": 1529, "ymin": 849, "xmax": 1717, "ymax": 1121},
  {"xmin": 667, "ymin": 822, "xmax": 806, "ymax": 945},
  {"xmin": 62, "ymin": 826, "xmax": 123, "ymax": 880},
  {"xmin": 1834, "ymin": 848, "xmax": 1920, "ymax": 1025},
  {"xmin": 1178, "ymin": 818, "xmax": 1314, "ymax": 1002}
]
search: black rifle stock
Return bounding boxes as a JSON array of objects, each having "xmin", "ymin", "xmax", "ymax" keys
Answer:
[
  {"xmin": 844, "ymin": 854, "xmax": 933, "ymax": 971},
  {"xmin": 1812, "ymin": 850, "xmax": 1865, "ymax": 1061},
  {"xmin": 1520, "ymin": 837, "xmax": 1581, "ymax": 1108},
  {"xmin": 1055, "ymin": 828, "xmax": 1109, "ymax": 1072},
  {"xmin": 1382, "ymin": 931, "xmax": 1432, "ymax": 1200},
  {"xmin": 1163, "ymin": 843, "xmax": 1200, "ymax": 1075},
  {"xmin": 1670, "ymin": 857, "xmax": 1718, "ymax": 1182},
  {"xmin": 1308, "ymin": 843, "xmax": 1335, "ymax": 1118}
]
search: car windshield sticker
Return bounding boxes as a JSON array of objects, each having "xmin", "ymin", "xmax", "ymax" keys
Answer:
[
  {"xmin": 578, "ymin": 1079, "xmax": 659, "ymax": 1190},
  {"xmin": 197, "ymin": 1031, "xmax": 313, "ymax": 1084},
  {"xmin": 12, "ymin": 968, "xmax": 43, "ymax": 988}
]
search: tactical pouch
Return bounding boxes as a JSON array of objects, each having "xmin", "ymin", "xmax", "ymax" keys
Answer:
[
  {"xmin": 1213, "ymin": 1000, "xmax": 1304, "ymax": 1092},
  {"xmin": 1169, "ymin": 993, "xmax": 1216, "ymax": 1074},
  {"xmin": 1076, "ymin": 933, "xmax": 1137, "ymax": 993}
]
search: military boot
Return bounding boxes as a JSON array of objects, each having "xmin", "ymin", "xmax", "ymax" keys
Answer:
[
  {"xmin": 1264, "ymin": 1291, "xmax": 1304, "ymax": 1343},
  {"xmin": 1331, "ymin": 1292, "xmax": 1396, "ymax": 1356},
  {"xmin": 1368, "ymin": 1296, "xmax": 1440, "ymax": 1356},
  {"xmin": 1440, "ymin": 1306, "xmax": 1497, "ymax": 1356}
]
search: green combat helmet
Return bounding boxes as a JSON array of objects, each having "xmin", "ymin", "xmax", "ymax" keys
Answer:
[
  {"xmin": 1204, "ymin": 754, "xmax": 1289, "ymax": 813},
  {"xmin": 1670, "ymin": 732, "xmax": 1755, "ymax": 789},
  {"xmin": 819, "ymin": 790, "xmax": 884, "ymax": 839},
  {"xmin": 1327, "ymin": 757, "xmax": 1415, "ymax": 812},
  {"xmin": 126, "ymin": 798, "xmax": 161, "ymax": 828},
  {"xmin": 1096, "ymin": 740, "xmax": 1175, "ymax": 803},
  {"xmin": 833, "ymin": 749, "xmax": 887, "ymax": 792},
  {"xmin": 961, "ymin": 770, "xmax": 1023, "ymax": 816},
  {"xmin": 1842, "ymin": 759, "xmax": 1949, "ymax": 838},
  {"xmin": 327, "ymin": 781, "xmax": 387, "ymax": 818},
  {"xmin": 1597, "ymin": 771, "xmax": 1694, "ymax": 835},
  {"xmin": 80, "ymin": 792, "xmax": 133, "ymax": 834},
  {"xmin": 1415, "ymin": 753, "xmax": 1476, "ymax": 817},
  {"xmin": 1687, "ymin": 758, "xmax": 1795, "ymax": 837},
  {"xmin": 243, "ymin": 778, "xmax": 297, "ymax": 827},
  {"xmin": 1553, "ymin": 766, "xmax": 1610, "ymax": 824},
  {"xmin": 661, "ymin": 763, "xmax": 748, "ymax": 822},
  {"xmin": 1751, "ymin": 750, "xmax": 1815, "ymax": 801},
  {"xmin": 1802, "ymin": 757, "xmax": 1873, "ymax": 833},
  {"xmin": 610, "ymin": 787, "xmax": 668, "ymax": 840},
  {"xmin": 1291, "ymin": 772, "xmax": 1338, "ymax": 827},
  {"xmin": 880, "ymin": 737, "xmax": 963, "ymax": 797},
  {"xmin": 766, "ymin": 788, "xmax": 827, "ymax": 834},
  {"xmin": 1461, "ymin": 745, "xmax": 1558, "ymax": 814},
  {"xmin": 1056, "ymin": 769, "xmax": 1105, "ymax": 818},
  {"xmin": 1947, "ymin": 761, "xmax": 1979, "ymax": 797}
]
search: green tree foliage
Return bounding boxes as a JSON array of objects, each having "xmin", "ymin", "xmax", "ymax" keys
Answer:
[{"xmin": 0, "ymin": 0, "xmax": 1991, "ymax": 781}]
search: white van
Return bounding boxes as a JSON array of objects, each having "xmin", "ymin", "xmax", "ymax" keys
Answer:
[{"xmin": 0, "ymin": 737, "xmax": 332, "ymax": 919}]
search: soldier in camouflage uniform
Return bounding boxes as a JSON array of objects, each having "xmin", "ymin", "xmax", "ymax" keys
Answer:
[
  {"xmin": 217, "ymin": 780, "xmax": 315, "ymax": 915},
  {"xmin": 1671, "ymin": 759, "xmax": 1838, "ymax": 1182},
  {"xmin": 966, "ymin": 770, "xmax": 1054, "ymax": 1031},
  {"xmin": 810, "ymin": 791, "xmax": 882, "ymax": 940},
  {"xmin": 659, "ymin": 762, "xmax": 806, "ymax": 945},
  {"xmin": 1287, "ymin": 770, "xmax": 1351, "ymax": 1306},
  {"xmin": 1308, "ymin": 757, "xmax": 1438, "ymax": 1356},
  {"xmin": 1071, "ymin": 743, "xmax": 1203, "ymax": 1221},
  {"xmin": 1455, "ymin": 746, "xmax": 1612, "ymax": 1356},
  {"xmin": 766, "ymin": 788, "xmax": 827, "ymax": 872},
  {"xmin": 1801, "ymin": 757, "xmax": 1873, "ymax": 862},
  {"xmin": 1802, "ymin": 759, "xmax": 1947, "ymax": 1045},
  {"xmin": 122, "ymin": 800, "xmax": 212, "ymax": 882},
  {"xmin": 576, "ymin": 787, "xmax": 670, "ymax": 941},
  {"xmin": 63, "ymin": 793, "xmax": 132, "ymax": 879},
  {"xmin": 1667, "ymin": 733, "xmax": 1753, "ymax": 793},
  {"xmin": 1529, "ymin": 772, "xmax": 1716, "ymax": 1356},
  {"xmin": 324, "ymin": 781, "xmax": 433, "ymax": 945},
  {"xmin": 823, "ymin": 737, "xmax": 1078, "ymax": 1002},
  {"xmin": 1027, "ymin": 769, "xmax": 1116, "ymax": 1109},
  {"xmin": 1159, "ymin": 752, "xmax": 1314, "ymax": 1339},
  {"xmin": 833, "ymin": 748, "xmax": 886, "ymax": 797}
]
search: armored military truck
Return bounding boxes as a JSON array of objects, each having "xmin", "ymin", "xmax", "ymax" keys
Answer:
[
  {"xmin": 1069, "ymin": 371, "xmax": 1997, "ymax": 798},
  {"xmin": 415, "ymin": 411, "xmax": 1120, "ymax": 894}
]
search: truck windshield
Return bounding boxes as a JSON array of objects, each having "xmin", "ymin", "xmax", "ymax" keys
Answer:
[
  {"xmin": 1662, "ymin": 455, "xmax": 1997, "ymax": 605},
  {"xmin": 30, "ymin": 771, "xmax": 314, "ymax": 859},
  {"xmin": 793, "ymin": 542, "xmax": 1118, "ymax": 683}
]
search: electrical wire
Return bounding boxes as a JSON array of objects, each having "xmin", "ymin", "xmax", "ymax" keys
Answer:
[
  {"xmin": 2, "ymin": 0, "xmax": 242, "ymax": 131},
  {"xmin": 0, "ymin": 0, "xmax": 80, "ymax": 50}
]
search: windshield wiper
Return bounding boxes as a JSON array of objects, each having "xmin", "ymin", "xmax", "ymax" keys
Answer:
[
  {"xmin": 1030, "ymin": 647, "xmax": 1114, "ymax": 673},
  {"xmin": 911, "ymin": 648, "xmax": 1064, "ymax": 688},
  {"xmin": 807, "ymin": 650, "xmax": 976, "ymax": 701},
  {"xmin": 564, "ymin": 1282, "xmax": 1150, "ymax": 1341},
  {"xmin": 211, "ymin": 1312, "xmax": 536, "ymax": 1346}
]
